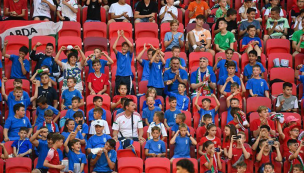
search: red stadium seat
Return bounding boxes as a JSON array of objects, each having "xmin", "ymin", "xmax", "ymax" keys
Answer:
[
  {"xmin": 6, "ymin": 157, "xmax": 32, "ymax": 173},
  {"xmin": 135, "ymin": 23, "xmax": 158, "ymax": 39},
  {"xmin": 118, "ymin": 157, "xmax": 143, "ymax": 173},
  {"xmin": 109, "ymin": 22, "xmax": 133, "ymax": 38},
  {"xmin": 83, "ymin": 22, "xmax": 107, "ymax": 38},
  {"xmin": 4, "ymin": 35, "xmax": 29, "ymax": 51},
  {"xmin": 189, "ymin": 52, "xmax": 213, "ymax": 67},
  {"xmin": 164, "ymin": 51, "xmax": 188, "ymax": 63},
  {"xmin": 246, "ymin": 97, "xmax": 271, "ymax": 113},
  {"xmin": 138, "ymin": 81, "xmax": 148, "ymax": 94},
  {"xmin": 266, "ymin": 39, "xmax": 290, "ymax": 55},
  {"xmin": 172, "ymin": 158, "xmax": 198, "ymax": 173},
  {"xmin": 4, "ymin": 141, "xmax": 13, "ymax": 155},
  {"xmin": 295, "ymin": 53, "xmax": 304, "ymax": 68},
  {"xmin": 31, "ymin": 36, "xmax": 56, "ymax": 53},
  {"xmin": 177, "ymin": 8, "xmax": 183, "ymax": 24},
  {"xmin": 269, "ymin": 68, "xmax": 295, "ymax": 83},
  {"xmin": 267, "ymin": 53, "xmax": 293, "ymax": 71},
  {"xmin": 116, "ymin": 141, "xmax": 141, "ymax": 160},
  {"xmin": 240, "ymin": 53, "xmax": 267, "ymax": 71},
  {"xmin": 139, "ymin": 95, "xmax": 164, "ymax": 111},
  {"xmin": 136, "ymin": 37, "xmax": 159, "ymax": 54},
  {"xmin": 181, "ymin": 111, "xmax": 192, "ymax": 127},
  {"xmin": 109, "ymin": 37, "xmax": 134, "ymax": 55},
  {"xmin": 0, "ymin": 126, "xmax": 3, "ymax": 142},
  {"xmin": 82, "ymin": 7, "xmax": 106, "ymax": 24},
  {"xmin": 145, "ymin": 158, "xmax": 170, "ymax": 173},
  {"xmin": 185, "ymin": 10, "xmax": 190, "ymax": 26},
  {"xmin": 84, "ymin": 37, "xmax": 108, "ymax": 52},
  {"xmin": 4, "ymin": 79, "xmax": 30, "ymax": 95},
  {"xmin": 0, "ymin": 159, "xmax": 3, "ymax": 173},
  {"xmin": 58, "ymin": 36, "xmax": 82, "ymax": 49},
  {"xmin": 271, "ymin": 82, "xmax": 296, "ymax": 97},
  {"xmin": 58, "ymin": 21, "xmax": 81, "ymax": 38},
  {"xmin": 160, "ymin": 22, "xmax": 184, "ymax": 41},
  {"xmin": 86, "ymin": 94, "xmax": 111, "ymax": 111}
]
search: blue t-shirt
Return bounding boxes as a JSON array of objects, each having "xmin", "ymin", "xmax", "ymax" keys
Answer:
[
  {"xmin": 300, "ymin": 75, "xmax": 304, "ymax": 99},
  {"xmin": 92, "ymin": 149, "xmax": 117, "ymax": 172},
  {"xmin": 116, "ymin": 51, "xmax": 133, "ymax": 77},
  {"xmin": 246, "ymin": 78, "xmax": 269, "ymax": 97},
  {"xmin": 164, "ymin": 109, "xmax": 181, "ymax": 127},
  {"xmin": 164, "ymin": 32, "xmax": 184, "ymax": 50},
  {"xmin": 40, "ymin": 57, "xmax": 54, "ymax": 74},
  {"xmin": 62, "ymin": 59, "xmax": 68, "ymax": 63},
  {"xmin": 144, "ymin": 139, "xmax": 166, "ymax": 156},
  {"xmin": 7, "ymin": 98, "xmax": 31, "ymax": 118},
  {"xmin": 62, "ymin": 89, "xmax": 83, "ymax": 108},
  {"xmin": 147, "ymin": 62, "xmax": 165, "ymax": 88},
  {"xmin": 173, "ymin": 136, "xmax": 191, "ymax": 158},
  {"xmin": 65, "ymin": 109, "xmax": 85, "ymax": 120},
  {"xmin": 242, "ymin": 36, "xmax": 262, "ymax": 47},
  {"xmin": 68, "ymin": 150, "xmax": 87, "ymax": 172},
  {"xmin": 4, "ymin": 116, "xmax": 31, "ymax": 141},
  {"xmin": 9, "ymin": 55, "xmax": 30, "ymax": 79},
  {"xmin": 218, "ymin": 75, "xmax": 241, "ymax": 92},
  {"xmin": 243, "ymin": 62, "xmax": 265, "ymax": 79},
  {"xmin": 163, "ymin": 69, "xmax": 188, "ymax": 93},
  {"xmin": 87, "ymin": 59, "xmax": 108, "ymax": 74},
  {"xmin": 35, "ymin": 105, "xmax": 59, "ymax": 126},
  {"xmin": 74, "ymin": 122, "xmax": 89, "ymax": 140},
  {"xmin": 88, "ymin": 108, "xmax": 106, "ymax": 121},
  {"xmin": 36, "ymin": 140, "xmax": 63, "ymax": 169},
  {"xmin": 164, "ymin": 58, "xmax": 186, "ymax": 69},
  {"xmin": 142, "ymin": 99, "xmax": 162, "ymax": 111},
  {"xmin": 62, "ymin": 131, "xmax": 84, "ymax": 142},
  {"xmin": 116, "ymin": 108, "xmax": 124, "ymax": 115},
  {"xmin": 227, "ymin": 107, "xmax": 233, "ymax": 124},
  {"xmin": 140, "ymin": 59, "xmax": 150, "ymax": 81},
  {"xmin": 37, "ymin": 122, "xmax": 59, "ymax": 133},
  {"xmin": 11, "ymin": 139, "xmax": 32, "ymax": 157},
  {"xmin": 199, "ymin": 108, "xmax": 217, "ymax": 123},
  {"xmin": 216, "ymin": 60, "xmax": 238, "ymax": 77},
  {"xmin": 165, "ymin": 91, "xmax": 189, "ymax": 111},
  {"xmin": 171, "ymin": 123, "xmax": 190, "ymax": 132},
  {"xmin": 87, "ymin": 134, "xmax": 112, "ymax": 149},
  {"xmin": 190, "ymin": 68, "xmax": 217, "ymax": 93},
  {"xmin": 8, "ymin": 91, "xmax": 30, "ymax": 100},
  {"xmin": 142, "ymin": 106, "xmax": 161, "ymax": 124}
]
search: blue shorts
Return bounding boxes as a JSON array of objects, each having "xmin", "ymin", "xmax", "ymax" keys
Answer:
[
  {"xmin": 172, "ymin": 155, "xmax": 190, "ymax": 159},
  {"xmin": 137, "ymin": 17, "xmax": 150, "ymax": 22}
]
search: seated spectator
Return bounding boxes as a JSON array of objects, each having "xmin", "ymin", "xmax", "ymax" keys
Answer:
[
  {"xmin": 62, "ymin": 119, "xmax": 85, "ymax": 144},
  {"xmin": 228, "ymin": 108, "xmax": 249, "ymax": 132},
  {"xmin": 4, "ymin": 0, "xmax": 26, "ymax": 20},
  {"xmin": 30, "ymin": 66, "xmax": 56, "ymax": 86},
  {"xmin": 164, "ymin": 46, "xmax": 186, "ymax": 71},
  {"xmin": 36, "ymin": 109, "xmax": 59, "ymax": 133},
  {"xmin": 142, "ymin": 97, "xmax": 161, "ymax": 126},
  {"xmin": 32, "ymin": 0, "xmax": 56, "ymax": 21},
  {"xmin": 214, "ymin": 9, "xmax": 237, "ymax": 35},
  {"xmin": 145, "ymin": 126, "xmax": 167, "ymax": 157},
  {"xmin": 164, "ymin": 83, "xmax": 189, "ymax": 111},
  {"xmin": 236, "ymin": 162, "xmax": 247, "ymax": 173},
  {"xmin": 159, "ymin": 0, "xmax": 178, "ymax": 23},
  {"xmin": 210, "ymin": 0, "xmax": 231, "ymax": 9},
  {"xmin": 37, "ymin": 73, "xmax": 58, "ymax": 108},
  {"xmin": 89, "ymin": 109, "xmax": 110, "ymax": 135},
  {"xmin": 88, "ymin": 96, "xmax": 106, "ymax": 122},
  {"xmin": 64, "ymin": 96, "xmax": 85, "ymax": 119},
  {"xmin": 286, "ymin": 139, "xmax": 304, "ymax": 172},
  {"xmin": 188, "ymin": 15, "xmax": 215, "ymax": 56},
  {"xmin": 111, "ymin": 84, "xmax": 136, "ymax": 110},
  {"xmin": 57, "ymin": 0, "xmax": 78, "ymax": 21},
  {"xmin": 291, "ymin": 0, "xmax": 304, "ymax": 25},
  {"xmin": 256, "ymin": 139, "xmax": 282, "ymax": 171},
  {"xmin": 196, "ymin": 114, "xmax": 213, "ymax": 136},
  {"xmin": 218, "ymin": 61, "xmax": 240, "ymax": 93},
  {"xmin": 264, "ymin": 0, "xmax": 284, "ymax": 21},
  {"xmin": 136, "ymin": 44, "xmax": 156, "ymax": 81},
  {"xmin": 214, "ymin": 19, "xmax": 236, "ymax": 52},
  {"xmin": 85, "ymin": 0, "xmax": 102, "ymax": 22},
  {"xmin": 226, "ymin": 97, "xmax": 242, "ymax": 124},
  {"xmin": 164, "ymin": 96, "xmax": 181, "ymax": 129},
  {"xmin": 241, "ymin": 25, "xmax": 262, "ymax": 57},
  {"xmin": 198, "ymin": 124, "xmax": 221, "ymax": 154},
  {"xmin": 199, "ymin": 140, "xmax": 222, "ymax": 172},
  {"xmin": 220, "ymin": 77, "xmax": 245, "ymax": 108},
  {"xmin": 250, "ymin": 106, "xmax": 276, "ymax": 138},
  {"xmin": 278, "ymin": 122, "xmax": 301, "ymax": 156},
  {"xmin": 238, "ymin": 0, "xmax": 261, "ymax": 22},
  {"xmin": 195, "ymin": 92, "xmax": 220, "ymax": 123},
  {"xmin": 246, "ymin": 65, "xmax": 269, "ymax": 98},
  {"xmin": 215, "ymin": 0, "xmax": 229, "ymax": 21},
  {"xmin": 107, "ymin": 0, "xmax": 133, "ymax": 24},
  {"xmin": 61, "ymin": 77, "xmax": 84, "ymax": 110},
  {"xmin": 292, "ymin": 19, "xmax": 304, "ymax": 58},
  {"xmin": 275, "ymin": 82, "xmax": 298, "ymax": 112},
  {"xmin": 3, "ymin": 40, "xmax": 30, "ymax": 79},
  {"xmin": 239, "ymin": 8, "xmax": 261, "ymax": 38},
  {"xmin": 87, "ymin": 60, "xmax": 110, "ymax": 95},
  {"xmin": 12, "ymin": 127, "xmax": 32, "ymax": 158},
  {"xmin": 34, "ymin": 96, "xmax": 60, "ymax": 126},
  {"xmin": 171, "ymin": 113, "xmax": 190, "ymax": 135},
  {"xmin": 147, "ymin": 112, "xmax": 167, "ymax": 141},
  {"xmin": 243, "ymin": 50, "xmax": 265, "ymax": 82},
  {"xmin": 213, "ymin": 48, "xmax": 238, "ymax": 77},
  {"xmin": 7, "ymin": 78, "xmax": 30, "ymax": 101},
  {"xmin": 294, "ymin": 9, "xmax": 304, "ymax": 32},
  {"xmin": 176, "ymin": 159, "xmax": 196, "ymax": 173},
  {"xmin": 86, "ymin": 48, "xmax": 113, "ymax": 74},
  {"xmin": 264, "ymin": 7, "xmax": 289, "ymax": 42},
  {"xmin": 73, "ymin": 111, "xmax": 89, "ymax": 140},
  {"xmin": 164, "ymin": 20, "xmax": 184, "ymax": 52},
  {"xmin": 188, "ymin": 0, "xmax": 211, "ymax": 23},
  {"xmin": 293, "ymin": 164, "xmax": 304, "ymax": 173},
  {"xmin": 222, "ymin": 124, "xmax": 237, "ymax": 157},
  {"xmin": 252, "ymin": 125, "xmax": 272, "ymax": 151},
  {"xmin": 4, "ymin": 104, "xmax": 32, "ymax": 141},
  {"xmin": 134, "ymin": 0, "xmax": 157, "ymax": 23}
]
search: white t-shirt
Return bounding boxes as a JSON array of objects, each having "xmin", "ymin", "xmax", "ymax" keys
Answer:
[
  {"xmin": 109, "ymin": 2, "xmax": 133, "ymax": 20},
  {"xmin": 57, "ymin": 0, "xmax": 78, "ymax": 21},
  {"xmin": 295, "ymin": 19, "xmax": 303, "ymax": 30},
  {"xmin": 159, "ymin": 5, "xmax": 178, "ymax": 23},
  {"xmin": 33, "ymin": 0, "xmax": 54, "ymax": 18},
  {"xmin": 89, "ymin": 120, "xmax": 110, "ymax": 135},
  {"xmin": 264, "ymin": 8, "xmax": 284, "ymax": 17},
  {"xmin": 61, "ymin": 62, "xmax": 83, "ymax": 91},
  {"xmin": 112, "ymin": 112, "xmax": 143, "ymax": 138},
  {"xmin": 147, "ymin": 122, "xmax": 167, "ymax": 139}
]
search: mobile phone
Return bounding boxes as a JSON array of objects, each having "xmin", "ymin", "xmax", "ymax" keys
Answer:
[
  {"xmin": 233, "ymin": 135, "xmax": 241, "ymax": 140},
  {"xmin": 78, "ymin": 121, "xmax": 83, "ymax": 129},
  {"xmin": 215, "ymin": 148, "xmax": 220, "ymax": 152},
  {"xmin": 268, "ymin": 140, "xmax": 274, "ymax": 145}
]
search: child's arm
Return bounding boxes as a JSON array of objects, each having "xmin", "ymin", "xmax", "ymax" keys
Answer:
[
  {"xmin": 53, "ymin": 111, "xmax": 61, "ymax": 123},
  {"xmin": 145, "ymin": 148, "xmax": 155, "ymax": 157},
  {"xmin": 226, "ymin": 93, "xmax": 234, "ymax": 108},
  {"xmin": 264, "ymin": 90, "xmax": 269, "ymax": 98},
  {"xmin": 78, "ymin": 98, "xmax": 84, "ymax": 108},
  {"xmin": 1, "ymin": 77, "xmax": 8, "ymax": 101},
  {"xmin": 289, "ymin": 141, "xmax": 304, "ymax": 161},
  {"xmin": 19, "ymin": 58, "xmax": 28, "ymax": 75},
  {"xmin": 90, "ymin": 150, "xmax": 103, "ymax": 166},
  {"xmin": 249, "ymin": 89, "xmax": 255, "ymax": 97},
  {"xmin": 57, "ymin": 9, "xmax": 64, "ymax": 21},
  {"xmin": 103, "ymin": 149, "xmax": 115, "ymax": 170},
  {"xmin": 211, "ymin": 93, "xmax": 220, "ymax": 111},
  {"xmin": 122, "ymin": 30, "xmax": 134, "ymax": 53},
  {"xmin": 75, "ymin": 125, "xmax": 86, "ymax": 144},
  {"xmin": 64, "ymin": 132, "xmax": 73, "ymax": 153},
  {"xmin": 18, "ymin": 148, "xmax": 32, "ymax": 157},
  {"xmin": 240, "ymin": 74, "xmax": 246, "ymax": 95},
  {"xmin": 62, "ymin": 0, "xmax": 78, "ymax": 13},
  {"xmin": 145, "ymin": 118, "xmax": 150, "ymax": 127},
  {"xmin": 41, "ymin": 0, "xmax": 56, "ymax": 11},
  {"xmin": 255, "ymin": 141, "xmax": 265, "ymax": 161},
  {"xmin": 2, "ymin": 41, "xmax": 11, "ymax": 59},
  {"xmin": 227, "ymin": 136, "xmax": 234, "ymax": 159},
  {"xmin": 97, "ymin": 85, "xmax": 107, "ymax": 95},
  {"xmin": 204, "ymin": 150, "xmax": 215, "ymax": 170},
  {"xmin": 217, "ymin": 151, "xmax": 222, "ymax": 170},
  {"xmin": 30, "ymin": 129, "xmax": 43, "ymax": 147},
  {"xmin": 170, "ymin": 130, "xmax": 179, "ymax": 145},
  {"xmin": 160, "ymin": 53, "xmax": 166, "ymax": 65},
  {"xmin": 213, "ymin": 57, "xmax": 221, "ymax": 72},
  {"xmin": 164, "ymin": 119, "xmax": 170, "ymax": 130},
  {"xmin": 13, "ymin": 147, "xmax": 17, "ymax": 157},
  {"xmin": 194, "ymin": 90, "xmax": 201, "ymax": 111},
  {"xmin": 111, "ymin": 98, "xmax": 121, "ymax": 110},
  {"xmin": 74, "ymin": 46, "xmax": 86, "ymax": 68},
  {"xmin": 88, "ymin": 82, "xmax": 96, "ymax": 95},
  {"xmin": 61, "ymin": 98, "xmax": 66, "ymax": 111},
  {"xmin": 149, "ymin": 49, "xmax": 158, "ymax": 65},
  {"xmin": 112, "ymin": 32, "xmax": 121, "ymax": 55},
  {"xmin": 55, "ymin": 46, "xmax": 65, "ymax": 68},
  {"xmin": 295, "ymin": 64, "xmax": 302, "ymax": 80},
  {"xmin": 274, "ymin": 141, "xmax": 282, "ymax": 162},
  {"xmin": 44, "ymin": 158, "xmax": 65, "ymax": 170},
  {"xmin": 240, "ymin": 141, "xmax": 251, "ymax": 159},
  {"xmin": 276, "ymin": 120, "xmax": 285, "ymax": 140},
  {"xmin": 198, "ymin": 145, "xmax": 204, "ymax": 156},
  {"xmin": 223, "ymin": 148, "xmax": 228, "ymax": 157},
  {"xmin": 220, "ymin": 77, "xmax": 230, "ymax": 96},
  {"xmin": 252, "ymin": 134, "xmax": 260, "ymax": 151},
  {"xmin": 30, "ymin": 70, "xmax": 39, "ymax": 82},
  {"xmin": 136, "ymin": 44, "xmax": 146, "ymax": 64},
  {"xmin": 0, "ymin": 144, "xmax": 8, "ymax": 159},
  {"xmin": 30, "ymin": 80, "xmax": 40, "ymax": 102},
  {"xmin": 187, "ymin": 131, "xmax": 197, "ymax": 145}
]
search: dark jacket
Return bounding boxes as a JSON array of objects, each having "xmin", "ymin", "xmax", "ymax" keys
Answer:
[{"xmin": 30, "ymin": 50, "xmax": 60, "ymax": 77}]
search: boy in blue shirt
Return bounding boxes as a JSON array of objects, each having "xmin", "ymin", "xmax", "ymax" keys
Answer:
[
  {"xmin": 218, "ymin": 61, "xmax": 241, "ymax": 93},
  {"xmin": 86, "ymin": 48, "xmax": 113, "ymax": 74},
  {"xmin": 65, "ymin": 96, "xmax": 85, "ymax": 120},
  {"xmin": 12, "ymin": 127, "xmax": 32, "ymax": 158},
  {"xmin": 2, "ymin": 78, "xmax": 40, "ymax": 118},
  {"xmin": 241, "ymin": 25, "xmax": 262, "ymax": 60},
  {"xmin": 73, "ymin": 111, "xmax": 89, "ymax": 141},
  {"xmin": 112, "ymin": 30, "xmax": 135, "ymax": 95},
  {"xmin": 3, "ymin": 40, "xmax": 30, "ymax": 79},
  {"xmin": 90, "ymin": 139, "xmax": 117, "ymax": 173},
  {"xmin": 246, "ymin": 65, "xmax": 269, "ymax": 98},
  {"xmin": 135, "ymin": 44, "xmax": 155, "ymax": 81},
  {"xmin": 213, "ymin": 48, "xmax": 238, "ymax": 77},
  {"xmin": 87, "ymin": 120, "xmax": 112, "ymax": 154},
  {"xmin": 171, "ymin": 113, "xmax": 190, "ymax": 136},
  {"xmin": 243, "ymin": 50, "xmax": 265, "ymax": 82},
  {"xmin": 143, "ymin": 96, "xmax": 162, "ymax": 126},
  {"xmin": 7, "ymin": 78, "xmax": 30, "ymax": 100},
  {"xmin": 147, "ymin": 49, "xmax": 166, "ymax": 96},
  {"xmin": 164, "ymin": 96, "xmax": 181, "ymax": 130},
  {"xmin": 164, "ymin": 83, "xmax": 189, "ymax": 111},
  {"xmin": 34, "ymin": 96, "xmax": 60, "ymax": 126},
  {"xmin": 88, "ymin": 96, "xmax": 106, "ymax": 122},
  {"xmin": 170, "ymin": 123, "xmax": 197, "ymax": 162},
  {"xmin": 61, "ymin": 77, "xmax": 84, "ymax": 111},
  {"xmin": 37, "ymin": 110, "xmax": 59, "ymax": 133},
  {"xmin": 144, "ymin": 126, "xmax": 166, "ymax": 158},
  {"xmin": 194, "ymin": 91, "xmax": 220, "ymax": 124}
]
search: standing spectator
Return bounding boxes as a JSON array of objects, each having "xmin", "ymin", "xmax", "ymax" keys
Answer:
[
  {"xmin": 85, "ymin": 0, "xmax": 102, "ymax": 22},
  {"xmin": 134, "ymin": 0, "xmax": 158, "ymax": 23},
  {"xmin": 214, "ymin": 9, "xmax": 237, "ymax": 35},
  {"xmin": 214, "ymin": 19, "xmax": 236, "ymax": 52},
  {"xmin": 164, "ymin": 20, "xmax": 184, "ymax": 52},
  {"xmin": 136, "ymin": 44, "xmax": 155, "ymax": 81},
  {"xmin": 239, "ymin": 8, "xmax": 261, "ymax": 38},
  {"xmin": 159, "ymin": 0, "xmax": 178, "ymax": 23},
  {"xmin": 4, "ymin": 0, "xmax": 27, "ymax": 20},
  {"xmin": 188, "ymin": 0, "xmax": 211, "ymax": 23},
  {"xmin": 107, "ymin": 0, "xmax": 133, "ymax": 25},
  {"xmin": 57, "ymin": 0, "xmax": 78, "ymax": 21},
  {"xmin": 32, "ymin": 0, "xmax": 56, "ymax": 21}
]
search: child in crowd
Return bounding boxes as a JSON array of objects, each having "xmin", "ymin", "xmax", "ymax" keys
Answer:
[
  {"xmin": 226, "ymin": 97, "xmax": 242, "ymax": 125},
  {"xmin": 239, "ymin": 0, "xmax": 261, "ymax": 22},
  {"xmin": 113, "ymin": 30, "xmax": 134, "ymax": 95},
  {"xmin": 222, "ymin": 77, "xmax": 245, "ymax": 109},
  {"xmin": 252, "ymin": 125, "xmax": 272, "ymax": 151},
  {"xmin": 65, "ymin": 96, "xmax": 85, "ymax": 119},
  {"xmin": 214, "ymin": 20, "xmax": 236, "ymax": 52},
  {"xmin": 256, "ymin": 139, "xmax": 282, "ymax": 171},
  {"xmin": 87, "ymin": 60, "xmax": 110, "ymax": 95},
  {"xmin": 215, "ymin": 0, "xmax": 229, "ymax": 20},
  {"xmin": 64, "ymin": 134, "xmax": 86, "ymax": 173},
  {"xmin": 159, "ymin": 0, "xmax": 178, "ymax": 23},
  {"xmin": 239, "ymin": 8, "xmax": 262, "ymax": 37},
  {"xmin": 278, "ymin": 122, "xmax": 301, "ymax": 157},
  {"xmin": 198, "ymin": 124, "xmax": 221, "ymax": 157},
  {"xmin": 213, "ymin": 48, "xmax": 238, "ymax": 77},
  {"xmin": 89, "ymin": 108, "xmax": 110, "ymax": 135},
  {"xmin": 195, "ymin": 91, "xmax": 220, "ymax": 124},
  {"xmin": 287, "ymin": 139, "xmax": 304, "ymax": 172},
  {"xmin": 187, "ymin": 0, "xmax": 210, "ymax": 23},
  {"xmin": 229, "ymin": 107, "xmax": 249, "ymax": 132},
  {"xmin": 73, "ymin": 111, "xmax": 89, "ymax": 140},
  {"xmin": 88, "ymin": 96, "xmax": 106, "ymax": 122},
  {"xmin": 170, "ymin": 123, "xmax": 197, "ymax": 161},
  {"xmin": 164, "ymin": 96, "xmax": 181, "ymax": 130},
  {"xmin": 3, "ymin": 40, "xmax": 30, "ymax": 79},
  {"xmin": 218, "ymin": 61, "xmax": 241, "ymax": 93},
  {"xmin": 4, "ymin": 0, "xmax": 27, "ymax": 20},
  {"xmin": 142, "ymin": 88, "xmax": 163, "ymax": 111},
  {"xmin": 251, "ymin": 106, "xmax": 276, "ymax": 138},
  {"xmin": 31, "ymin": 66, "xmax": 56, "ymax": 86},
  {"xmin": 246, "ymin": 65, "xmax": 269, "ymax": 98},
  {"xmin": 236, "ymin": 162, "xmax": 247, "ymax": 173},
  {"xmin": 164, "ymin": 46, "xmax": 186, "ymax": 71},
  {"xmin": 143, "ymin": 97, "xmax": 162, "ymax": 126},
  {"xmin": 264, "ymin": 0, "xmax": 284, "ymax": 20},
  {"xmin": 265, "ymin": 7, "xmax": 289, "ymax": 41},
  {"xmin": 147, "ymin": 111, "xmax": 167, "ymax": 141},
  {"xmin": 164, "ymin": 20, "xmax": 184, "ymax": 51},
  {"xmin": 7, "ymin": 78, "xmax": 30, "ymax": 100},
  {"xmin": 294, "ymin": 9, "xmax": 304, "ymax": 31},
  {"xmin": 222, "ymin": 124, "xmax": 237, "ymax": 157},
  {"xmin": 171, "ymin": 113, "xmax": 190, "ymax": 136},
  {"xmin": 32, "ymin": 0, "xmax": 55, "ymax": 21},
  {"xmin": 136, "ymin": 44, "xmax": 158, "ymax": 81},
  {"xmin": 145, "ymin": 126, "xmax": 167, "ymax": 158},
  {"xmin": 37, "ymin": 73, "xmax": 58, "ymax": 109},
  {"xmin": 200, "ymin": 140, "xmax": 222, "ymax": 172},
  {"xmin": 111, "ymin": 84, "xmax": 136, "ymax": 110},
  {"xmin": 244, "ymin": 50, "xmax": 265, "ymax": 82},
  {"xmin": 62, "ymin": 119, "xmax": 85, "ymax": 144},
  {"xmin": 37, "ymin": 110, "xmax": 59, "ymax": 133},
  {"xmin": 164, "ymin": 83, "xmax": 189, "ymax": 111},
  {"xmin": 196, "ymin": 114, "xmax": 214, "ymax": 139},
  {"xmin": 116, "ymin": 97, "xmax": 127, "ymax": 115},
  {"xmin": 85, "ymin": 0, "xmax": 102, "ymax": 22},
  {"xmin": 35, "ymin": 96, "xmax": 60, "ymax": 126},
  {"xmin": 12, "ymin": 127, "xmax": 32, "ymax": 157},
  {"xmin": 275, "ymin": 82, "xmax": 299, "ymax": 112},
  {"xmin": 57, "ymin": 0, "xmax": 78, "ymax": 21},
  {"xmin": 241, "ymin": 25, "xmax": 262, "ymax": 57},
  {"xmin": 86, "ymin": 48, "xmax": 113, "ymax": 74},
  {"xmin": 61, "ymin": 77, "xmax": 84, "ymax": 111},
  {"xmin": 293, "ymin": 164, "xmax": 304, "ymax": 173}
]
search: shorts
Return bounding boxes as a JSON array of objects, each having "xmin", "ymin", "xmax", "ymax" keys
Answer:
[
  {"xmin": 172, "ymin": 155, "xmax": 191, "ymax": 159},
  {"xmin": 33, "ymin": 16, "xmax": 51, "ymax": 20},
  {"xmin": 85, "ymin": 20, "xmax": 101, "ymax": 22},
  {"xmin": 137, "ymin": 17, "xmax": 150, "ymax": 22},
  {"xmin": 114, "ymin": 19, "xmax": 124, "ymax": 22}
]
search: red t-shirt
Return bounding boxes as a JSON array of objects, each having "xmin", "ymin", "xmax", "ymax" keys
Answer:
[
  {"xmin": 222, "ymin": 140, "xmax": 237, "ymax": 151},
  {"xmin": 226, "ymin": 92, "xmax": 242, "ymax": 109},
  {"xmin": 250, "ymin": 119, "xmax": 275, "ymax": 132},
  {"xmin": 45, "ymin": 148, "xmax": 60, "ymax": 173},
  {"xmin": 283, "ymin": 137, "xmax": 300, "ymax": 157},
  {"xmin": 197, "ymin": 126, "xmax": 207, "ymax": 140},
  {"xmin": 200, "ymin": 153, "xmax": 220, "ymax": 173},
  {"xmin": 4, "ymin": 0, "xmax": 26, "ymax": 15},
  {"xmin": 231, "ymin": 144, "xmax": 252, "ymax": 173},
  {"xmin": 113, "ymin": 95, "xmax": 136, "ymax": 109},
  {"xmin": 256, "ymin": 152, "xmax": 277, "ymax": 169},
  {"xmin": 288, "ymin": 152, "xmax": 304, "ymax": 170},
  {"xmin": 199, "ymin": 136, "xmax": 222, "ymax": 148},
  {"xmin": 87, "ymin": 73, "xmax": 109, "ymax": 93}
]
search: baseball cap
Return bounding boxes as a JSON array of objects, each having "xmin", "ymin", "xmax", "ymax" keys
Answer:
[
  {"xmin": 94, "ymin": 120, "xmax": 105, "ymax": 127},
  {"xmin": 287, "ymin": 123, "xmax": 301, "ymax": 132},
  {"xmin": 285, "ymin": 116, "xmax": 299, "ymax": 123}
]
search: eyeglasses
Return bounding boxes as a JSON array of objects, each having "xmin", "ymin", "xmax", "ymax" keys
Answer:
[{"xmin": 292, "ymin": 129, "xmax": 300, "ymax": 132}]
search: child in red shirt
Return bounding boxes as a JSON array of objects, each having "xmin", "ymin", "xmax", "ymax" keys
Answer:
[
  {"xmin": 278, "ymin": 122, "xmax": 302, "ymax": 157},
  {"xmin": 250, "ymin": 106, "xmax": 276, "ymax": 138},
  {"xmin": 198, "ymin": 124, "xmax": 221, "ymax": 157},
  {"xmin": 287, "ymin": 139, "xmax": 304, "ymax": 172},
  {"xmin": 200, "ymin": 140, "xmax": 222, "ymax": 173},
  {"xmin": 256, "ymin": 139, "xmax": 282, "ymax": 171},
  {"xmin": 4, "ymin": 0, "xmax": 27, "ymax": 20},
  {"xmin": 223, "ymin": 124, "xmax": 237, "ymax": 157},
  {"xmin": 196, "ymin": 114, "xmax": 213, "ymax": 139},
  {"xmin": 44, "ymin": 133, "xmax": 65, "ymax": 173},
  {"xmin": 111, "ymin": 84, "xmax": 136, "ymax": 110},
  {"xmin": 87, "ymin": 59, "xmax": 109, "ymax": 95},
  {"xmin": 252, "ymin": 125, "xmax": 272, "ymax": 151}
]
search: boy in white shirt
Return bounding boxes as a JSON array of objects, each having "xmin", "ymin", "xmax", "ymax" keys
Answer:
[
  {"xmin": 159, "ymin": 0, "xmax": 178, "ymax": 23},
  {"xmin": 33, "ymin": 0, "xmax": 56, "ymax": 21},
  {"xmin": 57, "ymin": 0, "xmax": 78, "ymax": 21},
  {"xmin": 107, "ymin": 0, "xmax": 133, "ymax": 25}
]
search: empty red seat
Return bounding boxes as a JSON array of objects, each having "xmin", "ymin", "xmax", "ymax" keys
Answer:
[
  {"xmin": 4, "ymin": 35, "xmax": 29, "ymax": 51},
  {"xmin": 268, "ymin": 53, "xmax": 293, "ymax": 71},
  {"xmin": 145, "ymin": 158, "xmax": 170, "ymax": 173},
  {"xmin": 86, "ymin": 94, "xmax": 111, "ymax": 111},
  {"xmin": 83, "ymin": 22, "xmax": 107, "ymax": 38},
  {"xmin": 189, "ymin": 52, "xmax": 213, "ymax": 67},
  {"xmin": 82, "ymin": 6, "xmax": 106, "ymax": 24},
  {"xmin": 135, "ymin": 22, "xmax": 158, "ymax": 39},
  {"xmin": 118, "ymin": 157, "xmax": 143, "ymax": 173},
  {"xmin": 246, "ymin": 97, "xmax": 272, "ymax": 113},
  {"xmin": 266, "ymin": 39, "xmax": 290, "ymax": 55},
  {"xmin": 109, "ymin": 22, "xmax": 132, "ymax": 38},
  {"xmin": 135, "ymin": 37, "xmax": 159, "ymax": 54},
  {"xmin": 58, "ymin": 21, "xmax": 81, "ymax": 37},
  {"xmin": 6, "ymin": 157, "xmax": 32, "ymax": 173},
  {"xmin": 172, "ymin": 158, "xmax": 198, "ymax": 173},
  {"xmin": 138, "ymin": 80, "xmax": 148, "ymax": 94},
  {"xmin": 84, "ymin": 37, "xmax": 108, "ymax": 52},
  {"xmin": 269, "ymin": 68, "xmax": 295, "ymax": 83}
]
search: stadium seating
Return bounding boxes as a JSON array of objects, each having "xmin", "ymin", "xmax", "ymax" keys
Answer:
[
  {"xmin": 58, "ymin": 36, "xmax": 82, "ymax": 49},
  {"xmin": 4, "ymin": 35, "xmax": 29, "ymax": 51},
  {"xmin": 145, "ymin": 158, "xmax": 170, "ymax": 173},
  {"xmin": 135, "ymin": 22, "xmax": 158, "ymax": 39},
  {"xmin": 58, "ymin": 21, "xmax": 81, "ymax": 38},
  {"xmin": 86, "ymin": 94, "xmax": 111, "ymax": 111},
  {"xmin": 136, "ymin": 37, "xmax": 160, "ymax": 54},
  {"xmin": 83, "ymin": 22, "xmax": 107, "ymax": 39},
  {"xmin": 31, "ymin": 36, "xmax": 56, "ymax": 52},
  {"xmin": 109, "ymin": 22, "xmax": 133, "ymax": 38},
  {"xmin": 6, "ymin": 157, "xmax": 32, "ymax": 173},
  {"xmin": 189, "ymin": 52, "xmax": 214, "ymax": 67},
  {"xmin": 118, "ymin": 157, "xmax": 143, "ymax": 173},
  {"xmin": 266, "ymin": 39, "xmax": 290, "ymax": 55},
  {"xmin": 269, "ymin": 68, "xmax": 295, "ymax": 83},
  {"xmin": 116, "ymin": 141, "xmax": 141, "ymax": 160},
  {"xmin": 268, "ymin": 53, "xmax": 293, "ymax": 71},
  {"xmin": 84, "ymin": 37, "xmax": 108, "ymax": 52},
  {"xmin": 246, "ymin": 97, "xmax": 272, "ymax": 113}
]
